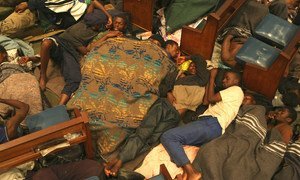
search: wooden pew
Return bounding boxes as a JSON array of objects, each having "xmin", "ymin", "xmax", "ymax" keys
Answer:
[
  {"xmin": 0, "ymin": 109, "xmax": 93, "ymax": 172},
  {"xmin": 243, "ymin": 30, "xmax": 300, "ymax": 100},
  {"xmin": 180, "ymin": 0, "xmax": 247, "ymax": 60},
  {"xmin": 123, "ymin": 0, "xmax": 155, "ymax": 31}
]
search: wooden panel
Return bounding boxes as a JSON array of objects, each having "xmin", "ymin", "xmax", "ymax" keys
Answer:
[
  {"xmin": 0, "ymin": 110, "xmax": 93, "ymax": 171},
  {"xmin": 180, "ymin": 0, "xmax": 247, "ymax": 60},
  {"xmin": 123, "ymin": 0, "xmax": 155, "ymax": 31}
]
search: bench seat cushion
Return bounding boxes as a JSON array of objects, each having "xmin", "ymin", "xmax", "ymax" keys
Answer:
[
  {"xmin": 236, "ymin": 37, "xmax": 280, "ymax": 69},
  {"xmin": 254, "ymin": 13, "xmax": 299, "ymax": 49}
]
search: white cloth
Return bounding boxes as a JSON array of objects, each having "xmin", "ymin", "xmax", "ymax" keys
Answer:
[
  {"xmin": 45, "ymin": 0, "xmax": 87, "ymax": 21},
  {"xmin": 134, "ymin": 144, "xmax": 199, "ymax": 179},
  {"xmin": 201, "ymin": 86, "xmax": 244, "ymax": 133}
]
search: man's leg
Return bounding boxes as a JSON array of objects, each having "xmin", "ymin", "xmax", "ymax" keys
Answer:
[
  {"xmin": 60, "ymin": 50, "xmax": 81, "ymax": 105},
  {"xmin": 160, "ymin": 116, "xmax": 222, "ymax": 179},
  {"xmin": 104, "ymin": 98, "xmax": 180, "ymax": 176},
  {"xmin": 39, "ymin": 39, "xmax": 55, "ymax": 91}
]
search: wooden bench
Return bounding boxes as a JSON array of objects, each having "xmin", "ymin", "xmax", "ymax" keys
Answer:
[
  {"xmin": 123, "ymin": 0, "xmax": 155, "ymax": 31},
  {"xmin": 0, "ymin": 109, "xmax": 93, "ymax": 172},
  {"xmin": 180, "ymin": 0, "xmax": 247, "ymax": 60},
  {"xmin": 243, "ymin": 30, "xmax": 300, "ymax": 100}
]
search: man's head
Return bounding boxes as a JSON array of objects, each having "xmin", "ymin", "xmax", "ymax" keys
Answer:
[
  {"xmin": 188, "ymin": 62, "xmax": 197, "ymax": 75},
  {"xmin": 0, "ymin": 45, "xmax": 8, "ymax": 64},
  {"xmin": 149, "ymin": 34, "xmax": 165, "ymax": 47},
  {"xmin": 273, "ymin": 106, "xmax": 297, "ymax": 124},
  {"xmin": 222, "ymin": 70, "xmax": 241, "ymax": 88},
  {"xmin": 165, "ymin": 40, "xmax": 179, "ymax": 59},
  {"xmin": 242, "ymin": 93, "xmax": 256, "ymax": 105},
  {"xmin": 113, "ymin": 16, "xmax": 126, "ymax": 32}
]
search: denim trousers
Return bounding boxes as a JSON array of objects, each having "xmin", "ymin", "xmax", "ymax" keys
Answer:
[{"xmin": 160, "ymin": 116, "xmax": 222, "ymax": 166}]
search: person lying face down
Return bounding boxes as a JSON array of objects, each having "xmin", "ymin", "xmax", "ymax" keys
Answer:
[
  {"xmin": 267, "ymin": 106, "xmax": 297, "ymax": 144},
  {"xmin": 38, "ymin": 11, "xmax": 126, "ymax": 105}
]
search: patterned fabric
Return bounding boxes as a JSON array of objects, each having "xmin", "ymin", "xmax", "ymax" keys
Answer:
[{"xmin": 68, "ymin": 37, "xmax": 175, "ymax": 154}]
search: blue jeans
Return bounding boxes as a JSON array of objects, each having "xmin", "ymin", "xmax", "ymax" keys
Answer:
[{"xmin": 160, "ymin": 116, "xmax": 222, "ymax": 166}]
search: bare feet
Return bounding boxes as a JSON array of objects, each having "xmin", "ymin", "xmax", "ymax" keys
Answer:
[
  {"xmin": 183, "ymin": 163, "xmax": 202, "ymax": 180},
  {"xmin": 104, "ymin": 158, "xmax": 123, "ymax": 177}
]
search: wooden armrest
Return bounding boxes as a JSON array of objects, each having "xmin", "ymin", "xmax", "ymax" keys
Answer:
[
  {"xmin": 283, "ymin": 30, "xmax": 300, "ymax": 59},
  {"xmin": 180, "ymin": 0, "xmax": 247, "ymax": 59},
  {"xmin": 0, "ymin": 110, "xmax": 93, "ymax": 171}
]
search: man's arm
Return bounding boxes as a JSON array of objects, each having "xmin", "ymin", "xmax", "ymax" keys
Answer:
[
  {"xmin": 77, "ymin": 46, "xmax": 89, "ymax": 56},
  {"xmin": 87, "ymin": 0, "xmax": 112, "ymax": 26},
  {"xmin": 15, "ymin": 2, "xmax": 29, "ymax": 13},
  {"xmin": 221, "ymin": 34, "xmax": 234, "ymax": 62},
  {"xmin": 87, "ymin": 30, "xmax": 123, "ymax": 51},
  {"xmin": 206, "ymin": 68, "xmax": 222, "ymax": 103},
  {"xmin": 0, "ymin": 99, "xmax": 29, "ymax": 140}
]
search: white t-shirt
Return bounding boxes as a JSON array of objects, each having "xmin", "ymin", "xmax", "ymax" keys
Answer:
[{"xmin": 201, "ymin": 86, "xmax": 244, "ymax": 133}]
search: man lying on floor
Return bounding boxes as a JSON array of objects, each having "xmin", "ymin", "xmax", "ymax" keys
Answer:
[
  {"xmin": 39, "ymin": 10, "xmax": 126, "ymax": 105},
  {"xmin": 160, "ymin": 68, "xmax": 244, "ymax": 179}
]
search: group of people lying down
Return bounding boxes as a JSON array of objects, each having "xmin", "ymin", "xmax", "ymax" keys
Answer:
[{"xmin": 0, "ymin": 0, "xmax": 299, "ymax": 180}]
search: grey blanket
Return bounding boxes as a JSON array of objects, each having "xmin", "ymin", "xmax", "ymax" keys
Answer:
[
  {"xmin": 273, "ymin": 140, "xmax": 300, "ymax": 180},
  {"xmin": 193, "ymin": 105, "xmax": 287, "ymax": 180},
  {"xmin": 0, "ymin": 63, "xmax": 25, "ymax": 83}
]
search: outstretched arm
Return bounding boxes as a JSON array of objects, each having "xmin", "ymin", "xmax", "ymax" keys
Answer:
[
  {"xmin": 87, "ymin": 30, "xmax": 123, "ymax": 51},
  {"xmin": 87, "ymin": 0, "xmax": 112, "ymax": 27},
  {"xmin": 0, "ymin": 99, "xmax": 29, "ymax": 140},
  {"xmin": 221, "ymin": 34, "xmax": 234, "ymax": 62}
]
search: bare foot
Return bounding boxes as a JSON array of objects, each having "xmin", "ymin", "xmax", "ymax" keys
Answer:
[
  {"xmin": 104, "ymin": 158, "xmax": 122, "ymax": 177},
  {"xmin": 110, "ymin": 159, "xmax": 122, "ymax": 175},
  {"xmin": 183, "ymin": 163, "xmax": 201, "ymax": 180},
  {"xmin": 187, "ymin": 171, "xmax": 201, "ymax": 180}
]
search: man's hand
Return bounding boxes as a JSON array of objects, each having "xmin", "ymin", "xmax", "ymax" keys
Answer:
[
  {"xmin": 17, "ymin": 56, "xmax": 30, "ymax": 65},
  {"xmin": 106, "ymin": 16, "xmax": 113, "ymax": 28},
  {"xmin": 105, "ymin": 30, "xmax": 123, "ymax": 38},
  {"xmin": 15, "ymin": 2, "xmax": 29, "ymax": 13}
]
